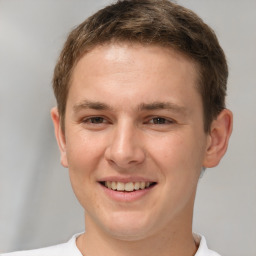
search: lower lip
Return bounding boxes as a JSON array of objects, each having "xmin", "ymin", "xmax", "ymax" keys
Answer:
[{"xmin": 99, "ymin": 183, "xmax": 155, "ymax": 202}]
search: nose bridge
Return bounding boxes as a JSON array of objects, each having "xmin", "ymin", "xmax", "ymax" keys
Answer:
[{"xmin": 105, "ymin": 118, "xmax": 145, "ymax": 167}]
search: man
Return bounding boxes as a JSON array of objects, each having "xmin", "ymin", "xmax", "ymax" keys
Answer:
[{"xmin": 2, "ymin": 0, "xmax": 232, "ymax": 255}]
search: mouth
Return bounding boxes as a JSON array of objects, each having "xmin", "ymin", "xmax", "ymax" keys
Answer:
[{"xmin": 99, "ymin": 181, "xmax": 157, "ymax": 192}]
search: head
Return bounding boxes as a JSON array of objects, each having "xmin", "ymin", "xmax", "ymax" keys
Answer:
[
  {"xmin": 51, "ymin": 0, "xmax": 232, "ymax": 244},
  {"xmin": 53, "ymin": 0, "xmax": 228, "ymax": 133}
]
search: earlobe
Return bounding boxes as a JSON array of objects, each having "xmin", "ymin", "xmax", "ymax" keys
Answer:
[
  {"xmin": 51, "ymin": 107, "xmax": 68, "ymax": 168},
  {"xmin": 203, "ymin": 109, "xmax": 233, "ymax": 168}
]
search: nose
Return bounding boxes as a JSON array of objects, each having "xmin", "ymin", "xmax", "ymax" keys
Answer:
[{"xmin": 104, "ymin": 121, "xmax": 146, "ymax": 169}]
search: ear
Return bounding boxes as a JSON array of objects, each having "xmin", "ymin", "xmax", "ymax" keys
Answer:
[
  {"xmin": 51, "ymin": 107, "xmax": 68, "ymax": 168},
  {"xmin": 203, "ymin": 109, "xmax": 233, "ymax": 168}
]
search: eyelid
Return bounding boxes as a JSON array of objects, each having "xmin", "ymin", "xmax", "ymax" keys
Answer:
[
  {"xmin": 146, "ymin": 116, "xmax": 176, "ymax": 125},
  {"xmin": 81, "ymin": 116, "xmax": 109, "ymax": 124},
  {"xmin": 80, "ymin": 115, "xmax": 176, "ymax": 125}
]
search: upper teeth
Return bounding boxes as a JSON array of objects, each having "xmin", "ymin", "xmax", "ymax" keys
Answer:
[{"xmin": 104, "ymin": 181, "xmax": 152, "ymax": 191}]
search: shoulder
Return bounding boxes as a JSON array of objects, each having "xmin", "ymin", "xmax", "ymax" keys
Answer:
[
  {"xmin": 1, "ymin": 243, "xmax": 70, "ymax": 256},
  {"xmin": 194, "ymin": 234, "xmax": 221, "ymax": 256},
  {"xmin": 1, "ymin": 234, "xmax": 83, "ymax": 256}
]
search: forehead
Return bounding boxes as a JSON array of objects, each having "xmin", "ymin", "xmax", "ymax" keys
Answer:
[
  {"xmin": 78, "ymin": 42, "xmax": 197, "ymax": 70},
  {"xmin": 67, "ymin": 43, "xmax": 201, "ymax": 112},
  {"xmin": 71, "ymin": 42, "xmax": 199, "ymax": 85}
]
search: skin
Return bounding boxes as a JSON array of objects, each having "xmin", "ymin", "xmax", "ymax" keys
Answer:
[{"xmin": 51, "ymin": 43, "xmax": 232, "ymax": 256}]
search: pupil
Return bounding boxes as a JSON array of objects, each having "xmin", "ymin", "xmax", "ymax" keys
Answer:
[
  {"xmin": 92, "ymin": 117, "xmax": 103, "ymax": 123},
  {"xmin": 154, "ymin": 118, "xmax": 165, "ymax": 124}
]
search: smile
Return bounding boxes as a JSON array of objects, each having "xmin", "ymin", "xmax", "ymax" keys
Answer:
[{"xmin": 101, "ymin": 181, "xmax": 156, "ymax": 192}]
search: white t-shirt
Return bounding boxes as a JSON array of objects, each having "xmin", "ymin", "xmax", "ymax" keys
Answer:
[{"xmin": 1, "ymin": 233, "xmax": 221, "ymax": 256}]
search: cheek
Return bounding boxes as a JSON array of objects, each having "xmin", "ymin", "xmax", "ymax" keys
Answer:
[
  {"xmin": 65, "ymin": 132, "xmax": 106, "ymax": 209},
  {"xmin": 65, "ymin": 131, "xmax": 106, "ymax": 180},
  {"xmin": 154, "ymin": 134, "xmax": 204, "ymax": 210},
  {"xmin": 149, "ymin": 131, "xmax": 205, "ymax": 177}
]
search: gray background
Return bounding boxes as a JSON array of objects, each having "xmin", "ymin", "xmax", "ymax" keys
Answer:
[{"xmin": 0, "ymin": 0, "xmax": 255, "ymax": 255}]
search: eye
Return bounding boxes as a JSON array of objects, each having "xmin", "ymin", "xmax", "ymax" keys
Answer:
[
  {"xmin": 90, "ymin": 117, "xmax": 104, "ymax": 123},
  {"xmin": 148, "ymin": 117, "xmax": 174, "ymax": 125},
  {"xmin": 80, "ymin": 116, "xmax": 111, "ymax": 131},
  {"xmin": 82, "ymin": 117, "xmax": 106, "ymax": 124}
]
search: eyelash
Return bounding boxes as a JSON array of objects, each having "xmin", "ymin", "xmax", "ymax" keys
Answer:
[
  {"xmin": 82, "ymin": 116, "xmax": 175, "ymax": 125},
  {"xmin": 147, "ymin": 117, "xmax": 174, "ymax": 125},
  {"xmin": 82, "ymin": 117, "xmax": 108, "ymax": 124}
]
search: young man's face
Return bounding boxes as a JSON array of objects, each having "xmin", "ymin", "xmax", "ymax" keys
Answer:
[{"xmin": 53, "ymin": 43, "xmax": 212, "ymax": 240}]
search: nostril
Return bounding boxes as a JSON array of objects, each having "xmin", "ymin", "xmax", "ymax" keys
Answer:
[
  {"xmin": 104, "ymin": 131, "xmax": 146, "ymax": 168},
  {"xmin": 105, "ymin": 148, "xmax": 146, "ymax": 169}
]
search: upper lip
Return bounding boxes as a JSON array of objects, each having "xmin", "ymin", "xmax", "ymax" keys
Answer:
[{"xmin": 98, "ymin": 176, "xmax": 157, "ymax": 183}]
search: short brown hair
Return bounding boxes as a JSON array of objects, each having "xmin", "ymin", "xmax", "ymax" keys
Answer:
[{"xmin": 53, "ymin": 0, "xmax": 228, "ymax": 132}]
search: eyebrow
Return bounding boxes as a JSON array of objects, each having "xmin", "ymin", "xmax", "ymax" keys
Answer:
[
  {"xmin": 73, "ymin": 100, "xmax": 187, "ymax": 115},
  {"xmin": 138, "ymin": 102, "xmax": 187, "ymax": 114},
  {"xmin": 73, "ymin": 100, "xmax": 113, "ymax": 112}
]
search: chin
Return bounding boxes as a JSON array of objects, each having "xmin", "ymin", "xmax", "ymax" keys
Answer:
[
  {"xmin": 101, "ymin": 212, "xmax": 156, "ymax": 241},
  {"xmin": 106, "ymin": 226, "xmax": 152, "ymax": 241}
]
